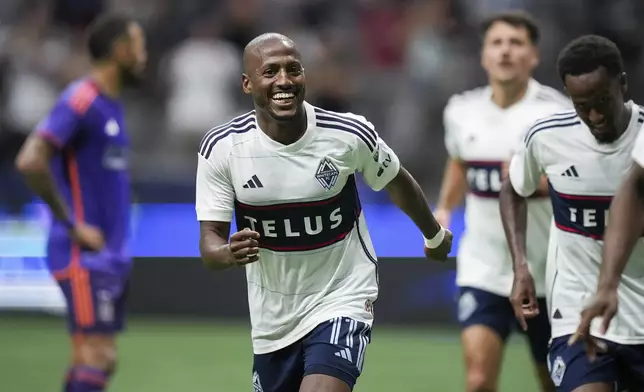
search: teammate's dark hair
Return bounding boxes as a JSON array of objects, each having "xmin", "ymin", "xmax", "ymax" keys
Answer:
[
  {"xmin": 481, "ymin": 11, "xmax": 540, "ymax": 45},
  {"xmin": 557, "ymin": 35, "xmax": 623, "ymax": 83},
  {"xmin": 87, "ymin": 14, "xmax": 132, "ymax": 61}
]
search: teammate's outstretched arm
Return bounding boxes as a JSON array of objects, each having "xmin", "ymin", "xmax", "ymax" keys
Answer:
[
  {"xmin": 196, "ymin": 153, "xmax": 260, "ymax": 270},
  {"xmin": 384, "ymin": 167, "xmax": 453, "ymax": 261},
  {"xmin": 499, "ymin": 132, "xmax": 544, "ymax": 330}
]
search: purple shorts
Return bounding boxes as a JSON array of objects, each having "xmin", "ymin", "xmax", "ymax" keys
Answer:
[{"xmin": 56, "ymin": 267, "xmax": 129, "ymax": 335}]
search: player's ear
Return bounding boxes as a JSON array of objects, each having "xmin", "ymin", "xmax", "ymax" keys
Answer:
[
  {"xmin": 242, "ymin": 74, "xmax": 252, "ymax": 95},
  {"xmin": 530, "ymin": 46, "xmax": 540, "ymax": 69}
]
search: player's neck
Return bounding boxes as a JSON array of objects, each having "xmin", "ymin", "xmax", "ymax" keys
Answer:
[
  {"xmin": 256, "ymin": 109, "xmax": 308, "ymax": 145},
  {"xmin": 489, "ymin": 80, "xmax": 529, "ymax": 109},
  {"xmin": 617, "ymin": 103, "xmax": 632, "ymax": 135},
  {"xmin": 90, "ymin": 65, "xmax": 123, "ymax": 98}
]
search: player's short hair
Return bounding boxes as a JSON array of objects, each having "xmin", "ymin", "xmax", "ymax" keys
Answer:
[
  {"xmin": 480, "ymin": 10, "xmax": 540, "ymax": 45},
  {"xmin": 557, "ymin": 35, "xmax": 624, "ymax": 83},
  {"xmin": 87, "ymin": 13, "xmax": 133, "ymax": 61}
]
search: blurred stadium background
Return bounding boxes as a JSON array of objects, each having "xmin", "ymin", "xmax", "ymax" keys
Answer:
[{"xmin": 1, "ymin": 0, "xmax": 644, "ymax": 390}]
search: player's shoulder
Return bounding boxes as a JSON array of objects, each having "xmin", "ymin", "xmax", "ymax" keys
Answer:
[
  {"xmin": 198, "ymin": 110, "xmax": 257, "ymax": 161},
  {"xmin": 523, "ymin": 110, "xmax": 581, "ymax": 147},
  {"xmin": 312, "ymin": 104, "xmax": 378, "ymax": 152},
  {"xmin": 445, "ymin": 86, "xmax": 489, "ymax": 113},
  {"xmin": 57, "ymin": 78, "xmax": 100, "ymax": 116},
  {"xmin": 532, "ymin": 80, "xmax": 572, "ymax": 108}
]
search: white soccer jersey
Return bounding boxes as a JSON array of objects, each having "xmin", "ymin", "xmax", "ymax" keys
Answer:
[
  {"xmin": 509, "ymin": 101, "xmax": 644, "ymax": 344},
  {"xmin": 444, "ymin": 79, "xmax": 571, "ymax": 297},
  {"xmin": 195, "ymin": 102, "xmax": 400, "ymax": 354}
]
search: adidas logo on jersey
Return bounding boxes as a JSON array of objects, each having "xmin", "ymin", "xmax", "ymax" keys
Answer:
[
  {"xmin": 561, "ymin": 165, "xmax": 579, "ymax": 177},
  {"xmin": 243, "ymin": 175, "xmax": 264, "ymax": 189}
]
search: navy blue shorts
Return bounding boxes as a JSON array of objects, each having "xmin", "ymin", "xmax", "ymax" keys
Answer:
[
  {"xmin": 252, "ymin": 317, "xmax": 372, "ymax": 392},
  {"xmin": 548, "ymin": 335, "xmax": 644, "ymax": 391},
  {"xmin": 458, "ymin": 286, "xmax": 551, "ymax": 363},
  {"xmin": 57, "ymin": 268, "xmax": 129, "ymax": 335}
]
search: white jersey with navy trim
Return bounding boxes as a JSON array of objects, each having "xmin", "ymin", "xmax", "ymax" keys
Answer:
[
  {"xmin": 444, "ymin": 79, "xmax": 571, "ymax": 297},
  {"xmin": 195, "ymin": 101, "xmax": 400, "ymax": 354},
  {"xmin": 510, "ymin": 101, "xmax": 644, "ymax": 344}
]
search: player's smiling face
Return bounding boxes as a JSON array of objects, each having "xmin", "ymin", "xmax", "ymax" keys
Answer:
[
  {"xmin": 481, "ymin": 21, "xmax": 538, "ymax": 85},
  {"xmin": 564, "ymin": 66, "xmax": 627, "ymax": 144},
  {"xmin": 243, "ymin": 41, "xmax": 306, "ymax": 121}
]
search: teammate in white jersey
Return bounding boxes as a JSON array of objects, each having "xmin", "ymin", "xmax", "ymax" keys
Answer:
[
  {"xmin": 501, "ymin": 35, "xmax": 644, "ymax": 391},
  {"xmin": 437, "ymin": 11, "xmax": 569, "ymax": 391},
  {"xmin": 195, "ymin": 33, "xmax": 452, "ymax": 392}
]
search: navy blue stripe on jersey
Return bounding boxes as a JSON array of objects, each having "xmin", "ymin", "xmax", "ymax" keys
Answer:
[
  {"xmin": 314, "ymin": 108, "xmax": 377, "ymax": 151},
  {"xmin": 315, "ymin": 114, "xmax": 377, "ymax": 149},
  {"xmin": 198, "ymin": 111, "xmax": 255, "ymax": 157},
  {"xmin": 524, "ymin": 116, "xmax": 580, "ymax": 147},
  {"xmin": 549, "ymin": 184, "xmax": 612, "ymax": 240},
  {"xmin": 638, "ymin": 108, "xmax": 644, "ymax": 124},
  {"xmin": 234, "ymin": 175, "xmax": 361, "ymax": 252}
]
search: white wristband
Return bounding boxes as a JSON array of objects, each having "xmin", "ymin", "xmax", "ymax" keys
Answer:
[{"xmin": 424, "ymin": 227, "xmax": 446, "ymax": 249}]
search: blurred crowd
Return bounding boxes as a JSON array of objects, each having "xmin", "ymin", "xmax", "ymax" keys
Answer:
[{"xmin": 1, "ymin": 0, "xmax": 644, "ymax": 209}]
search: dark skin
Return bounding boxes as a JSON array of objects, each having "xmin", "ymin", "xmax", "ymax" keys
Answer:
[
  {"xmin": 500, "ymin": 67, "xmax": 630, "ymax": 392},
  {"xmin": 199, "ymin": 33, "xmax": 452, "ymax": 392}
]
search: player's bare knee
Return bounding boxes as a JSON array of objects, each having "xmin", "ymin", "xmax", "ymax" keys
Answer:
[
  {"xmin": 466, "ymin": 369, "xmax": 496, "ymax": 392},
  {"xmin": 77, "ymin": 337, "xmax": 117, "ymax": 371}
]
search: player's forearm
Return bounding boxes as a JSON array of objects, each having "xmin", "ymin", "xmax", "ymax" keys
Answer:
[
  {"xmin": 16, "ymin": 157, "xmax": 71, "ymax": 223},
  {"xmin": 385, "ymin": 166, "xmax": 442, "ymax": 239},
  {"xmin": 598, "ymin": 165, "xmax": 644, "ymax": 291},
  {"xmin": 199, "ymin": 224, "xmax": 234, "ymax": 270},
  {"xmin": 436, "ymin": 158, "xmax": 466, "ymax": 212},
  {"xmin": 499, "ymin": 179, "xmax": 529, "ymax": 271}
]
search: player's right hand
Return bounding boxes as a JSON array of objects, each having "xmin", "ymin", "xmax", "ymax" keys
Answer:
[
  {"xmin": 424, "ymin": 229, "xmax": 453, "ymax": 262},
  {"xmin": 509, "ymin": 264, "xmax": 538, "ymax": 331},
  {"xmin": 70, "ymin": 222, "xmax": 105, "ymax": 251},
  {"xmin": 568, "ymin": 289, "xmax": 617, "ymax": 361},
  {"xmin": 227, "ymin": 228, "xmax": 261, "ymax": 267}
]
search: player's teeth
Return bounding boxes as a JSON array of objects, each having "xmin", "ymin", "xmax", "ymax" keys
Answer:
[{"xmin": 273, "ymin": 93, "xmax": 294, "ymax": 99}]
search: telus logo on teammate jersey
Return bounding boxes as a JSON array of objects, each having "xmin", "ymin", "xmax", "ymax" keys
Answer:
[
  {"xmin": 465, "ymin": 161, "xmax": 503, "ymax": 198},
  {"xmin": 234, "ymin": 176, "xmax": 361, "ymax": 251},
  {"xmin": 550, "ymin": 188, "xmax": 612, "ymax": 239}
]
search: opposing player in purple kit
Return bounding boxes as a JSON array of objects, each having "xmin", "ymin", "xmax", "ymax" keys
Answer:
[
  {"xmin": 15, "ymin": 14, "xmax": 147, "ymax": 392},
  {"xmin": 196, "ymin": 33, "xmax": 452, "ymax": 392},
  {"xmin": 501, "ymin": 35, "xmax": 644, "ymax": 391}
]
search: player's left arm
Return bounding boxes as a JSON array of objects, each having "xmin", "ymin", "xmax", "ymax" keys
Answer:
[
  {"xmin": 500, "ymin": 135, "xmax": 543, "ymax": 270},
  {"xmin": 354, "ymin": 121, "xmax": 450, "ymax": 260},
  {"xmin": 499, "ymin": 133, "xmax": 544, "ymax": 326}
]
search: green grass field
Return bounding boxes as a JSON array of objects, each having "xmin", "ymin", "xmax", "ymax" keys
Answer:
[{"xmin": 0, "ymin": 316, "xmax": 542, "ymax": 391}]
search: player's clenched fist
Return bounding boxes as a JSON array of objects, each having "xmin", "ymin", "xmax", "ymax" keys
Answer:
[
  {"xmin": 227, "ymin": 228, "xmax": 261, "ymax": 267},
  {"xmin": 423, "ymin": 227, "xmax": 453, "ymax": 262}
]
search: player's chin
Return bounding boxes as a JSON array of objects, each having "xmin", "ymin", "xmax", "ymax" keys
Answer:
[{"xmin": 268, "ymin": 103, "xmax": 301, "ymax": 121}]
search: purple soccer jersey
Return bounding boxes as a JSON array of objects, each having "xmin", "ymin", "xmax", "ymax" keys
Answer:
[{"xmin": 36, "ymin": 78, "xmax": 131, "ymax": 277}]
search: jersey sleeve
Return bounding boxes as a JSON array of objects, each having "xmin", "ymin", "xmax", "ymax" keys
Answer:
[
  {"xmin": 632, "ymin": 125, "xmax": 644, "ymax": 168},
  {"xmin": 508, "ymin": 134, "xmax": 543, "ymax": 197},
  {"xmin": 355, "ymin": 119, "xmax": 401, "ymax": 191},
  {"xmin": 195, "ymin": 153, "xmax": 235, "ymax": 222},
  {"xmin": 35, "ymin": 100, "xmax": 83, "ymax": 148},
  {"xmin": 443, "ymin": 99, "xmax": 461, "ymax": 159}
]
